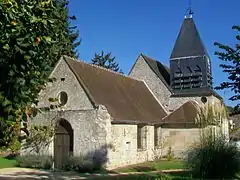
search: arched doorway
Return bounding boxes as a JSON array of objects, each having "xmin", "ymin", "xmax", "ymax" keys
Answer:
[{"xmin": 54, "ymin": 119, "xmax": 73, "ymax": 169}]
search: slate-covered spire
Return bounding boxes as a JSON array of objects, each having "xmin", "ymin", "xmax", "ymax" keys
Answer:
[
  {"xmin": 170, "ymin": 16, "xmax": 209, "ymax": 59},
  {"xmin": 169, "ymin": 13, "xmax": 213, "ymax": 96}
]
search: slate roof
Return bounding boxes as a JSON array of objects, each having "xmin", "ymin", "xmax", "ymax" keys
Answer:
[
  {"xmin": 170, "ymin": 17, "xmax": 209, "ymax": 59},
  {"xmin": 63, "ymin": 56, "xmax": 167, "ymax": 123},
  {"xmin": 141, "ymin": 54, "xmax": 171, "ymax": 90}
]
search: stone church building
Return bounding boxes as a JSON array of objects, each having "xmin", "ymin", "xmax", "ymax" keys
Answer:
[{"xmin": 29, "ymin": 15, "xmax": 229, "ymax": 169}]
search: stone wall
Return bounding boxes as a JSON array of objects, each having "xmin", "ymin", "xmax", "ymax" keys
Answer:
[
  {"xmin": 106, "ymin": 124, "xmax": 210, "ymax": 168},
  {"xmin": 169, "ymin": 95, "xmax": 222, "ymax": 111},
  {"xmin": 37, "ymin": 58, "xmax": 93, "ymax": 110},
  {"xmin": 161, "ymin": 128, "xmax": 200, "ymax": 157},
  {"xmin": 26, "ymin": 106, "xmax": 110, "ymax": 158},
  {"xmin": 107, "ymin": 124, "xmax": 161, "ymax": 168},
  {"xmin": 129, "ymin": 56, "xmax": 171, "ymax": 110},
  {"xmin": 23, "ymin": 57, "xmax": 112, "ymax": 165}
]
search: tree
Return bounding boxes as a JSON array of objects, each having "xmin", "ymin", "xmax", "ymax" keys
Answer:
[
  {"xmin": 91, "ymin": 51, "xmax": 122, "ymax": 72},
  {"xmin": 0, "ymin": 0, "xmax": 80, "ymax": 148},
  {"xmin": 22, "ymin": 124, "xmax": 55, "ymax": 154},
  {"xmin": 55, "ymin": 0, "xmax": 81, "ymax": 58},
  {"xmin": 214, "ymin": 25, "xmax": 240, "ymax": 108}
]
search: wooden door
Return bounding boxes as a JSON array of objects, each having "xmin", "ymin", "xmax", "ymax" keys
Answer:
[{"xmin": 54, "ymin": 123, "xmax": 71, "ymax": 169}]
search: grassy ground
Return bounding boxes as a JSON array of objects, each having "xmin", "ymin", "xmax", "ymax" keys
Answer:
[
  {"xmin": 0, "ymin": 157, "xmax": 17, "ymax": 169},
  {"xmin": 113, "ymin": 159, "xmax": 185, "ymax": 173},
  {"xmin": 0, "ymin": 157, "xmax": 191, "ymax": 179},
  {"xmin": 91, "ymin": 172, "xmax": 192, "ymax": 180}
]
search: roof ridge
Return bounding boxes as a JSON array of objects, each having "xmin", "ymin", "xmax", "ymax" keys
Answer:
[
  {"xmin": 141, "ymin": 54, "xmax": 169, "ymax": 69},
  {"xmin": 62, "ymin": 55, "xmax": 145, "ymax": 83},
  {"xmin": 163, "ymin": 100, "xmax": 200, "ymax": 122},
  {"xmin": 140, "ymin": 54, "xmax": 172, "ymax": 92}
]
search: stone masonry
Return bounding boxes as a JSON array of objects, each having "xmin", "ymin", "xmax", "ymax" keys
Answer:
[{"xmin": 129, "ymin": 55, "xmax": 171, "ymax": 110}]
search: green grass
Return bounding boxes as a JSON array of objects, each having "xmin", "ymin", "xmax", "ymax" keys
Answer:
[
  {"xmin": 0, "ymin": 157, "xmax": 17, "ymax": 169},
  {"xmin": 113, "ymin": 160, "xmax": 185, "ymax": 173},
  {"xmin": 90, "ymin": 172, "xmax": 192, "ymax": 180}
]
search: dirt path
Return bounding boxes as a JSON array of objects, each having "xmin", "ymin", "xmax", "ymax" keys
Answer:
[
  {"xmin": 0, "ymin": 168, "xmax": 88, "ymax": 180},
  {"xmin": 0, "ymin": 167, "xmax": 187, "ymax": 179}
]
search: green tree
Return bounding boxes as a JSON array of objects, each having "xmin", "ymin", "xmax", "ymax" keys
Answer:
[
  {"xmin": 91, "ymin": 51, "xmax": 122, "ymax": 72},
  {"xmin": 0, "ymin": 0, "xmax": 80, "ymax": 148},
  {"xmin": 214, "ymin": 25, "xmax": 240, "ymax": 108},
  {"xmin": 55, "ymin": 0, "xmax": 81, "ymax": 57}
]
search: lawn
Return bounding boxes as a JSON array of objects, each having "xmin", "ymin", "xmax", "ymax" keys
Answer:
[
  {"xmin": 0, "ymin": 157, "xmax": 17, "ymax": 169},
  {"xmin": 113, "ymin": 159, "xmax": 185, "ymax": 173},
  {"xmin": 90, "ymin": 172, "xmax": 192, "ymax": 180}
]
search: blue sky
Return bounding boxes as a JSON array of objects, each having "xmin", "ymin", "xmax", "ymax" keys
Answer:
[{"xmin": 68, "ymin": 0, "xmax": 239, "ymax": 106}]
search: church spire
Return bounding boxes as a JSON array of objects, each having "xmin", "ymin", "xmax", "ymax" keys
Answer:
[
  {"xmin": 170, "ymin": 15, "xmax": 208, "ymax": 59},
  {"xmin": 169, "ymin": 6, "xmax": 213, "ymax": 95}
]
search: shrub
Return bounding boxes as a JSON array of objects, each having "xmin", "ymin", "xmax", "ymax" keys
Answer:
[
  {"xmin": 63, "ymin": 156, "xmax": 95, "ymax": 173},
  {"xmin": 16, "ymin": 154, "xmax": 53, "ymax": 169},
  {"xmin": 185, "ymin": 135, "xmax": 240, "ymax": 179},
  {"xmin": 166, "ymin": 147, "xmax": 174, "ymax": 161}
]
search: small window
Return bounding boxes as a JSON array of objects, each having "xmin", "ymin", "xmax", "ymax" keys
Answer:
[
  {"xmin": 137, "ymin": 125, "xmax": 147, "ymax": 150},
  {"xmin": 154, "ymin": 126, "xmax": 161, "ymax": 148},
  {"xmin": 58, "ymin": 91, "xmax": 68, "ymax": 106},
  {"xmin": 201, "ymin": 96, "xmax": 207, "ymax": 104}
]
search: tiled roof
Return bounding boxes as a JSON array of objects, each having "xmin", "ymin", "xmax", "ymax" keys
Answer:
[
  {"xmin": 163, "ymin": 100, "xmax": 200, "ymax": 125},
  {"xmin": 63, "ymin": 56, "xmax": 167, "ymax": 123}
]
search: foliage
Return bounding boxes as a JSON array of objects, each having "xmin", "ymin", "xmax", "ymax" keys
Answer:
[
  {"xmin": 16, "ymin": 154, "xmax": 53, "ymax": 169},
  {"xmin": 214, "ymin": 25, "xmax": 240, "ymax": 107},
  {"xmin": 84, "ymin": 173, "xmax": 191, "ymax": 180},
  {"xmin": 91, "ymin": 51, "xmax": 122, "ymax": 72},
  {"xmin": 195, "ymin": 103, "xmax": 228, "ymax": 127},
  {"xmin": 0, "ymin": 121, "xmax": 21, "ymax": 153},
  {"xmin": 185, "ymin": 134, "xmax": 240, "ymax": 179},
  {"xmin": 0, "ymin": 0, "xmax": 80, "ymax": 128},
  {"xmin": 64, "ymin": 144, "xmax": 114, "ymax": 173},
  {"xmin": 166, "ymin": 147, "xmax": 174, "ymax": 161},
  {"xmin": 63, "ymin": 156, "xmax": 96, "ymax": 173},
  {"xmin": 114, "ymin": 160, "xmax": 184, "ymax": 173},
  {"xmin": 54, "ymin": 0, "xmax": 81, "ymax": 57},
  {"xmin": 22, "ymin": 124, "xmax": 55, "ymax": 154}
]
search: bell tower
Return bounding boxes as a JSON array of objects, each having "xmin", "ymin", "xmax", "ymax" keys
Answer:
[{"xmin": 170, "ymin": 9, "xmax": 213, "ymax": 95}]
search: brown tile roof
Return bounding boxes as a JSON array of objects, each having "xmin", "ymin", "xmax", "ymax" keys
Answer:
[
  {"xmin": 63, "ymin": 56, "xmax": 167, "ymax": 123},
  {"xmin": 162, "ymin": 100, "xmax": 200, "ymax": 125},
  {"xmin": 141, "ymin": 54, "xmax": 171, "ymax": 91}
]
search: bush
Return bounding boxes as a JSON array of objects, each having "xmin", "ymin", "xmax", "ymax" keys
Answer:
[
  {"xmin": 166, "ymin": 147, "xmax": 174, "ymax": 161},
  {"xmin": 63, "ymin": 156, "xmax": 96, "ymax": 173},
  {"xmin": 16, "ymin": 154, "xmax": 53, "ymax": 169},
  {"xmin": 185, "ymin": 135, "xmax": 240, "ymax": 179},
  {"xmin": 4, "ymin": 153, "xmax": 19, "ymax": 160}
]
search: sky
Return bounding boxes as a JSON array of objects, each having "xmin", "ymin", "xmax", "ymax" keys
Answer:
[{"xmin": 68, "ymin": 0, "xmax": 239, "ymax": 106}]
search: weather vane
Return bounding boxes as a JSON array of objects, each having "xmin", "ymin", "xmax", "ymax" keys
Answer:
[{"xmin": 185, "ymin": 0, "xmax": 194, "ymax": 19}]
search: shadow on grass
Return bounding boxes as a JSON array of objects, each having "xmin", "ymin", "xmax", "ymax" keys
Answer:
[
  {"xmin": 134, "ymin": 166, "xmax": 156, "ymax": 172},
  {"xmin": 4, "ymin": 153, "xmax": 19, "ymax": 160}
]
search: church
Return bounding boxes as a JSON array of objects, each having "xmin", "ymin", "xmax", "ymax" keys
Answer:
[{"xmin": 28, "ymin": 13, "xmax": 229, "ymax": 169}]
